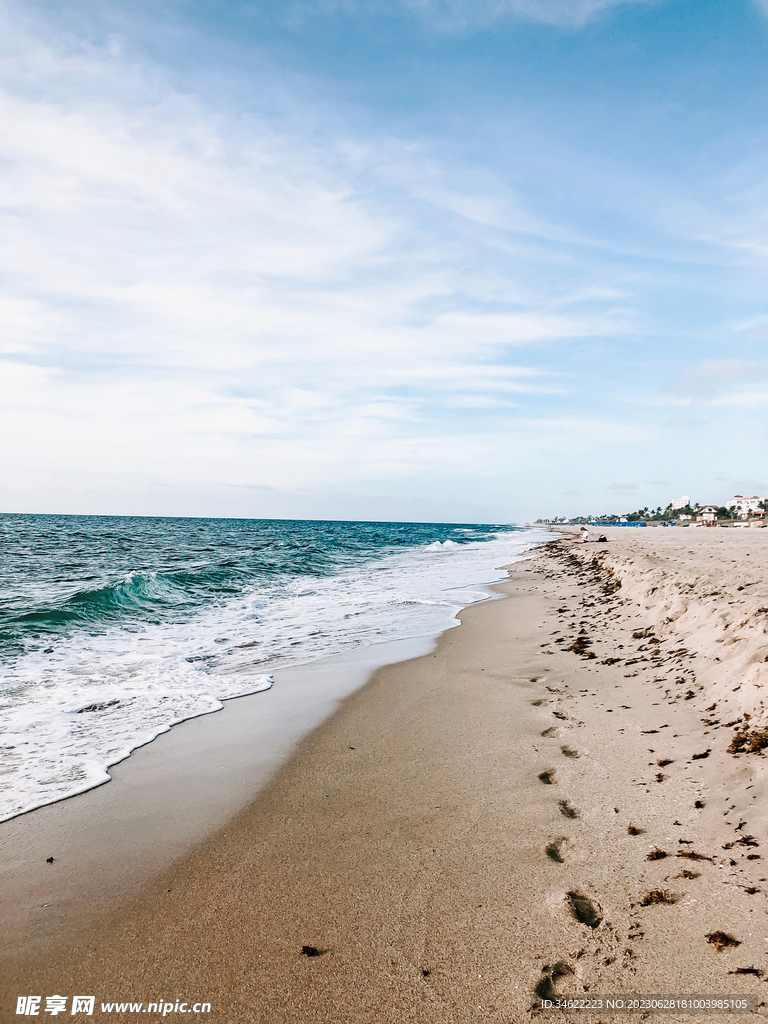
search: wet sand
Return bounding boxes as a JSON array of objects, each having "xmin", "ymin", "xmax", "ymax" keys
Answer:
[
  {"xmin": 0, "ymin": 636, "xmax": 436, "ymax": 961},
  {"xmin": 2, "ymin": 530, "xmax": 766, "ymax": 1023}
]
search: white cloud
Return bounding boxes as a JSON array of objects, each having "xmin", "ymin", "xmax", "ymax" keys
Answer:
[
  {"xmin": 0, "ymin": 4, "xmax": 640, "ymax": 517},
  {"xmin": 712, "ymin": 390, "xmax": 768, "ymax": 408},
  {"xmin": 603, "ymin": 481, "xmax": 638, "ymax": 494},
  {"xmin": 297, "ymin": 0, "xmax": 667, "ymax": 30},
  {"xmin": 670, "ymin": 359, "xmax": 768, "ymax": 403},
  {"xmin": 395, "ymin": 0, "xmax": 666, "ymax": 30}
]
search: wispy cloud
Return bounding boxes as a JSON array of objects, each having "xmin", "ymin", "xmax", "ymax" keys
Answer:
[
  {"xmin": 0, "ymin": 3, "xmax": 644, "ymax": 515},
  {"xmin": 307, "ymin": 0, "xmax": 669, "ymax": 30},
  {"xmin": 603, "ymin": 482, "xmax": 638, "ymax": 495},
  {"xmin": 670, "ymin": 359, "xmax": 768, "ymax": 404},
  {"xmin": 400, "ymin": 0, "xmax": 666, "ymax": 29}
]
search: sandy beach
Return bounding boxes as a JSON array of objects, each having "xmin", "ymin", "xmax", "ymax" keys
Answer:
[{"xmin": 3, "ymin": 527, "xmax": 767, "ymax": 1023}]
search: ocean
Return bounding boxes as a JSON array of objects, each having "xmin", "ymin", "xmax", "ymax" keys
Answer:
[{"xmin": 0, "ymin": 515, "xmax": 546, "ymax": 822}]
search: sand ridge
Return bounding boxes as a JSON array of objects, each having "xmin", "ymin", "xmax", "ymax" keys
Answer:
[
  {"xmin": 2, "ymin": 530, "xmax": 767, "ymax": 1023},
  {"xmin": 560, "ymin": 526, "xmax": 768, "ymax": 741}
]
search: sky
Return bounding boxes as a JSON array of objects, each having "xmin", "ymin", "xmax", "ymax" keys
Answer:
[{"xmin": 0, "ymin": 0, "xmax": 766, "ymax": 523}]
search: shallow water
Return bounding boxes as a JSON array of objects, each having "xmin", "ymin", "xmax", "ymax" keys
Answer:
[{"xmin": 0, "ymin": 514, "xmax": 547, "ymax": 820}]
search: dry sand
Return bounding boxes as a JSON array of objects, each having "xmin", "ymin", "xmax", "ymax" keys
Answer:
[{"xmin": 2, "ymin": 527, "xmax": 767, "ymax": 1023}]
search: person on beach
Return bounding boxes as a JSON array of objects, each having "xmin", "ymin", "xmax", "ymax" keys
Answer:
[{"xmin": 577, "ymin": 526, "xmax": 589, "ymax": 543}]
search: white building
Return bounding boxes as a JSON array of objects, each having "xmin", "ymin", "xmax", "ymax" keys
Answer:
[
  {"xmin": 726, "ymin": 495, "xmax": 766, "ymax": 517},
  {"xmin": 670, "ymin": 496, "xmax": 690, "ymax": 510},
  {"xmin": 696, "ymin": 505, "xmax": 719, "ymax": 524}
]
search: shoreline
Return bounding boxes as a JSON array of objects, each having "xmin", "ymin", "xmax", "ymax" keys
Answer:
[
  {"xmin": 3, "ymin": 531, "xmax": 767, "ymax": 1023},
  {"xmin": 0, "ymin": 633, "xmax": 444, "ymax": 961},
  {"xmin": 1, "ymin": 520, "xmax": 546, "ymax": 829},
  {"xmin": 1, "ymin": 546, "xmax": 542, "ymax": 972}
]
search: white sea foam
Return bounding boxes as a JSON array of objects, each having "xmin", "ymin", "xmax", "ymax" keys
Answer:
[{"xmin": 0, "ymin": 528, "xmax": 548, "ymax": 821}]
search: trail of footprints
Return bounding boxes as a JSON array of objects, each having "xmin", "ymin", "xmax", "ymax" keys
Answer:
[
  {"xmin": 531, "ymin": 680, "xmax": 742, "ymax": 1007},
  {"xmin": 531, "ymin": 678, "xmax": 617, "ymax": 1007},
  {"xmin": 524, "ymin": 545, "xmax": 765, "ymax": 1011}
]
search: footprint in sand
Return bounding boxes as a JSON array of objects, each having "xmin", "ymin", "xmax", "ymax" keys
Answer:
[
  {"xmin": 538, "ymin": 769, "xmax": 557, "ymax": 785},
  {"xmin": 545, "ymin": 837, "xmax": 572, "ymax": 863},
  {"xmin": 560, "ymin": 745, "xmax": 581, "ymax": 758},
  {"xmin": 558, "ymin": 799, "xmax": 580, "ymax": 819},
  {"xmin": 566, "ymin": 891, "xmax": 603, "ymax": 928},
  {"xmin": 531, "ymin": 699, "xmax": 549, "ymax": 707},
  {"xmin": 541, "ymin": 726, "xmax": 560, "ymax": 738},
  {"xmin": 534, "ymin": 961, "xmax": 575, "ymax": 1002}
]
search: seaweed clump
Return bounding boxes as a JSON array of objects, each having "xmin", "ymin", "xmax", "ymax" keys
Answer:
[
  {"xmin": 706, "ymin": 932, "xmax": 741, "ymax": 952},
  {"xmin": 646, "ymin": 847, "xmax": 668, "ymax": 861},
  {"xmin": 640, "ymin": 889, "xmax": 679, "ymax": 906},
  {"xmin": 728, "ymin": 715, "xmax": 768, "ymax": 755}
]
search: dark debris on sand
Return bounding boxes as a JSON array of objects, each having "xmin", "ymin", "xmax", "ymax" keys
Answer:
[
  {"xmin": 646, "ymin": 847, "xmax": 668, "ymax": 861},
  {"xmin": 706, "ymin": 931, "xmax": 741, "ymax": 952},
  {"xmin": 677, "ymin": 850, "xmax": 714, "ymax": 862},
  {"xmin": 640, "ymin": 889, "xmax": 680, "ymax": 906},
  {"xmin": 728, "ymin": 716, "xmax": 768, "ymax": 755}
]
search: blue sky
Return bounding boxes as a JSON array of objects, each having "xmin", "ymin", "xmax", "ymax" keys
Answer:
[{"xmin": 0, "ymin": 0, "xmax": 765, "ymax": 522}]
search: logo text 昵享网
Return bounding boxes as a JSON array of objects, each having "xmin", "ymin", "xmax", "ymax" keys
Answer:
[{"xmin": 16, "ymin": 996, "xmax": 212, "ymax": 1016}]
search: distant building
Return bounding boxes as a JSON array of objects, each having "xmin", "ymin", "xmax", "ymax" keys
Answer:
[
  {"xmin": 726, "ymin": 495, "xmax": 766, "ymax": 518},
  {"xmin": 670, "ymin": 496, "xmax": 690, "ymax": 510},
  {"xmin": 696, "ymin": 505, "xmax": 719, "ymax": 525}
]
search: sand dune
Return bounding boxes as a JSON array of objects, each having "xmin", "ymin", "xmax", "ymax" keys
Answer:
[{"xmin": 564, "ymin": 526, "xmax": 768, "ymax": 751}]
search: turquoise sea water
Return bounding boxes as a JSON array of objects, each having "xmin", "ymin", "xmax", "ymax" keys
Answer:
[{"xmin": 0, "ymin": 515, "xmax": 545, "ymax": 820}]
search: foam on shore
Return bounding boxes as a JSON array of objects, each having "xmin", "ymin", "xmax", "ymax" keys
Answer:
[{"xmin": 1, "ymin": 526, "xmax": 548, "ymax": 822}]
